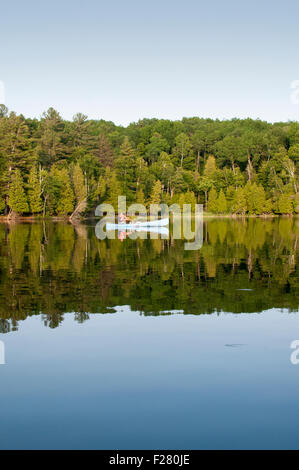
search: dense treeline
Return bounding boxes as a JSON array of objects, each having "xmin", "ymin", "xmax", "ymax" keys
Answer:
[
  {"xmin": 0, "ymin": 219, "xmax": 298, "ymax": 332},
  {"xmin": 1, "ymin": 104, "xmax": 299, "ymax": 216}
]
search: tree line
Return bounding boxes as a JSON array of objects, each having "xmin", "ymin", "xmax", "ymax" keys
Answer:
[{"xmin": 1, "ymin": 104, "xmax": 299, "ymax": 216}]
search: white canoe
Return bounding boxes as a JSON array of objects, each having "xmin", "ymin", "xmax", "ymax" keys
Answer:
[
  {"xmin": 106, "ymin": 224, "xmax": 169, "ymax": 235},
  {"xmin": 107, "ymin": 217, "xmax": 169, "ymax": 230}
]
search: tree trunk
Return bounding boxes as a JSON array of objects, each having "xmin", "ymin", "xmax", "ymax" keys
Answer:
[
  {"xmin": 247, "ymin": 155, "xmax": 253, "ymax": 181},
  {"xmin": 196, "ymin": 151, "xmax": 200, "ymax": 173}
]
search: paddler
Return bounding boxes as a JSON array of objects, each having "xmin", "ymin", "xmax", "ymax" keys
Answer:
[{"xmin": 118, "ymin": 212, "xmax": 132, "ymax": 224}]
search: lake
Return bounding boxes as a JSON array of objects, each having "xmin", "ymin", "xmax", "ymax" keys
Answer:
[{"xmin": 0, "ymin": 218, "xmax": 299, "ymax": 449}]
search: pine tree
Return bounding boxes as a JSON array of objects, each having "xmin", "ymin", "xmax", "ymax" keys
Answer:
[
  {"xmin": 264, "ymin": 199, "xmax": 273, "ymax": 214},
  {"xmin": 136, "ymin": 188, "xmax": 145, "ymax": 205},
  {"xmin": 28, "ymin": 166, "xmax": 43, "ymax": 214},
  {"xmin": 98, "ymin": 134, "xmax": 114, "ymax": 167},
  {"xmin": 232, "ymin": 187, "xmax": 247, "ymax": 214},
  {"xmin": 244, "ymin": 182, "xmax": 266, "ymax": 214},
  {"xmin": 226, "ymin": 186, "xmax": 235, "ymax": 212},
  {"xmin": 56, "ymin": 169, "xmax": 74, "ymax": 215},
  {"xmin": 107, "ymin": 171, "xmax": 122, "ymax": 208},
  {"xmin": 253, "ymin": 184, "xmax": 266, "ymax": 215},
  {"xmin": 150, "ymin": 180, "xmax": 162, "ymax": 205},
  {"xmin": 98, "ymin": 176, "xmax": 106, "ymax": 199},
  {"xmin": 278, "ymin": 193, "xmax": 293, "ymax": 214},
  {"xmin": 115, "ymin": 136, "xmax": 136, "ymax": 201},
  {"xmin": 179, "ymin": 191, "xmax": 197, "ymax": 211},
  {"xmin": 8, "ymin": 169, "xmax": 29, "ymax": 214},
  {"xmin": 178, "ymin": 193, "xmax": 185, "ymax": 208},
  {"xmin": 207, "ymin": 187, "xmax": 218, "ymax": 213},
  {"xmin": 217, "ymin": 189, "xmax": 227, "ymax": 213}
]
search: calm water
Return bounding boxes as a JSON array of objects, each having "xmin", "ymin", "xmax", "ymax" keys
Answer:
[{"xmin": 1, "ymin": 218, "xmax": 299, "ymax": 449}]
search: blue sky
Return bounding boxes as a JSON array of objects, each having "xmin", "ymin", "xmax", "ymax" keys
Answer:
[{"xmin": 1, "ymin": 0, "xmax": 299, "ymax": 124}]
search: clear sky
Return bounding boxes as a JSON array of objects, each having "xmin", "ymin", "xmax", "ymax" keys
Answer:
[{"xmin": 1, "ymin": 0, "xmax": 299, "ymax": 125}]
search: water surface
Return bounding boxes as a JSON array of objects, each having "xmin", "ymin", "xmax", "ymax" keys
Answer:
[{"xmin": 0, "ymin": 219, "xmax": 299, "ymax": 449}]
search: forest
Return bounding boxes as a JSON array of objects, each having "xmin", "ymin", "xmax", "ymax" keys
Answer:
[{"xmin": 1, "ymin": 104, "xmax": 299, "ymax": 216}]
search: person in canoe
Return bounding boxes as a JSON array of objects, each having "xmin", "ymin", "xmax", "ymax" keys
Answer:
[{"xmin": 118, "ymin": 212, "xmax": 132, "ymax": 224}]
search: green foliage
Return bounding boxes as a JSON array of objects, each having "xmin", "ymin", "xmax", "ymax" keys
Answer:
[
  {"xmin": 217, "ymin": 189, "xmax": 228, "ymax": 213},
  {"xmin": 178, "ymin": 191, "xmax": 197, "ymax": 210},
  {"xmin": 208, "ymin": 187, "xmax": 218, "ymax": 213},
  {"xmin": 136, "ymin": 188, "xmax": 145, "ymax": 205},
  {"xmin": 173, "ymin": 133, "xmax": 192, "ymax": 168},
  {"xmin": 150, "ymin": 180, "xmax": 162, "ymax": 205},
  {"xmin": 46, "ymin": 167, "xmax": 74, "ymax": 215},
  {"xmin": 28, "ymin": 166, "xmax": 43, "ymax": 214},
  {"xmin": 0, "ymin": 194, "xmax": 5, "ymax": 213},
  {"xmin": 56, "ymin": 169, "xmax": 75, "ymax": 215},
  {"xmin": 0, "ymin": 109, "xmax": 299, "ymax": 216},
  {"xmin": 203, "ymin": 155, "xmax": 217, "ymax": 177},
  {"xmin": 72, "ymin": 163, "xmax": 86, "ymax": 205},
  {"xmin": 106, "ymin": 170, "xmax": 122, "ymax": 208},
  {"xmin": 115, "ymin": 136, "xmax": 136, "ymax": 201},
  {"xmin": 244, "ymin": 182, "xmax": 267, "ymax": 215},
  {"xmin": 278, "ymin": 193, "xmax": 293, "ymax": 214},
  {"xmin": 232, "ymin": 187, "xmax": 247, "ymax": 214},
  {"xmin": 8, "ymin": 169, "xmax": 29, "ymax": 214},
  {"xmin": 294, "ymin": 193, "xmax": 299, "ymax": 213}
]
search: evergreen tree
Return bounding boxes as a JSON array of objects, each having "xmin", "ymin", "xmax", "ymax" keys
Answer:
[
  {"xmin": 278, "ymin": 193, "xmax": 293, "ymax": 214},
  {"xmin": 56, "ymin": 169, "xmax": 74, "ymax": 215},
  {"xmin": 145, "ymin": 133, "xmax": 170, "ymax": 164},
  {"xmin": 207, "ymin": 187, "xmax": 218, "ymax": 213},
  {"xmin": 253, "ymin": 184, "xmax": 267, "ymax": 215},
  {"xmin": 264, "ymin": 198, "xmax": 273, "ymax": 214},
  {"xmin": 184, "ymin": 190, "xmax": 197, "ymax": 206},
  {"xmin": 232, "ymin": 187, "xmax": 247, "ymax": 214},
  {"xmin": 38, "ymin": 108, "xmax": 66, "ymax": 167},
  {"xmin": 150, "ymin": 180, "xmax": 162, "ymax": 205},
  {"xmin": 217, "ymin": 189, "xmax": 227, "ymax": 213},
  {"xmin": 115, "ymin": 136, "xmax": 136, "ymax": 201},
  {"xmin": 28, "ymin": 166, "xmax": 43, "ymax": 214},
  {"xmin": 244, "ymin": 182, "xmax": 266, "ymax": 214},
  {"xmin": 226, "ymin": 186, "xmax": 235, "ymax": 212},
  {"xmin": 107, "ymin": 171, "xmax": 122, "ymax": 208},
  {"xmin": 98, "ymin": 134, "xmax": 114, "ymax": 167},
  {"xmin": 8, "ymin": 169, "xmax": 29, "ymax": 214},
  {"xmin": 136, "ymin": 188, "xmax": 145, "ymax": 205},
  {"xmin": 98, "ymin": 176, "xmax": 107, "ymax": 199}
]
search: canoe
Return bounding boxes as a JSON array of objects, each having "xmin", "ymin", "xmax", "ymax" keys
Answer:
[
  {"xmin": 107, "ymin": 217, "xmax": 169, "ymax": 230},
  {"xmin": 106, "ymin": 224, "xmax": 169, "ymax": 235}
]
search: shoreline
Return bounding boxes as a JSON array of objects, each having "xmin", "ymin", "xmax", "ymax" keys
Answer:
[{"xmin": 0, "ymin": 213, "xmax": 296, "ymax": 223}]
